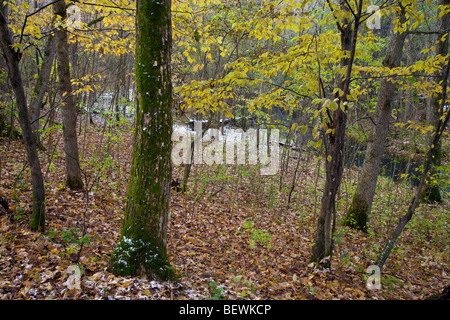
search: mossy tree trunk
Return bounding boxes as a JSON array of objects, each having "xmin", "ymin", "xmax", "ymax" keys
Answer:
[
  {"xmin": 109, "ymin": 0, "xmax": 174, "ymax": 281},
  {"xmin": 0, "ymin": 1, "xmax": 46, "ymax": 231},
  {"xmin": 344, "ymin": 5, "xmax": 407, "ymax": 232},
  {"xmin": 311, "ymin": 0, "xmax": 362, "ymax": 268},
  {"xmin": 54, "ymin": 0, "xmax": 84, "ymax": 190}
]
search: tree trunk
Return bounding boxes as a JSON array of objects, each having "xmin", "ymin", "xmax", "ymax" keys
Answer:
[
  {"xmin": 0, "ymin": 53, "xmax": 11, "ymax": 136},
  {"xmin": 311, "ymin": 0, "xmax": 362, "ymax": 268},
  {"xmin": 54, "ymin": 0, "xmax": 83, "ymax": 189},
  {"xmin": 30, "ymin": 34, "xmax": 56, "ymax": 147},
  {"xmin": 377, "ymin": 57, "xmax": 450, "ymax": 270},
  {"xmin": 109, "ymin": 0, "xmax": 174, "ymax": 280},
  {"xmin": 344, "ymin": 6, "xmax": 407, "ymax": 232},
  {"xmin": 0, "ymin": 1, "xmax": 46, "ymax": 231},
  {"xmin": 421, "ymin": 0, "xmax": 450, "ymax": 203}
]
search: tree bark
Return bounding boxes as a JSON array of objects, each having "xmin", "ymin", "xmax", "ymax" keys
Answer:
[
  {"xmin": 344, "ymin": 6, "xmax": 407, "ymax": 232},
  {"xmin": 0, "ymin": 53, "xmax": 11, "ymax": 136},
  {"xmin": 311, "ymin": 0, "xmax": 362, "ymax": 268},
  {"xmin": 109, "ymin": 0, "xmax": 174, "ymax": 280},
  {"xmin": 54, "ymin": 0, "xmax": 83, "ymax": 189},
  {"xmin": 0, "ymin": 1, "xmax": 46, "ymax": 231}
]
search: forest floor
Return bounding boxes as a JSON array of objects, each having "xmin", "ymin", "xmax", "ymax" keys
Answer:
[{"xmin": 0, "ymin": 119, "xmax": 449, "ymax": 300}]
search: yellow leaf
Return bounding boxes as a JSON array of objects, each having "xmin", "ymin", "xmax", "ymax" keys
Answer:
[
  {"xmin": 22, "ymin": 1, "xmax": 31, "ymax": 10},
  {"xmin": 122, "ymin": 280, "xmax": 133, "ymax": 287},
  {"xmin": 301, "ymin": 125, "xmax": 308, "ymax": 135},
  {"xmin": 141, "ymin": 289, "xmax": 152, "ymax": 296}
]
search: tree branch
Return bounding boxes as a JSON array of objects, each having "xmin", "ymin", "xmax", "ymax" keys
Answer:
[{"xmin": 19, "ymin": 0, "xmax": 60, "ymax": 46}]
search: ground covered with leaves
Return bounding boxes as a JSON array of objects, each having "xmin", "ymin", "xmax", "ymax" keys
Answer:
[{"xmin": 0, "ymin": 120, "xmax": 449, "ymax": 300}]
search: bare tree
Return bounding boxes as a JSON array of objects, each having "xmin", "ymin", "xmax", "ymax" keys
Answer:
[
  {"xmin": 344, "ymin": 4, "xmax": 408, "ymax": 232},
  {"xmin": 0, "ymin": 1, "xmax": 46, "ymax": 231},
  {"xmin": 377, "ymin": 56, "xmax": 450, "ymax": 270},
  {"xmin": 421, "ymin": 0, "xmax": 450, "ymax": 203},
  {"xmin": 54, "ymin": 0, "xmax": 83, "ymax": 189},
  {"xmin": 30, "ymin": 34, "xmax": 56, "ymax": 147},
  {"xmin": 311, "ymin": 0, "xmax": 364, "ymax": 268}
]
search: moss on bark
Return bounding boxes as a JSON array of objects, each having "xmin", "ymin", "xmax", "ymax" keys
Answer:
[
  {"xmin": 109, "ymin": 226, "xmax": 175, "ymax": 280},
  {"xmin": 109, "ymin": 0, "xmax": 174, "ymax": 281},
  {"xmin": 421, "ymin": 142, "xmax": 442, "ymax": 203},
  {"xmin": 344, "ymin": 193, "xmax": 369, "ymax": 232},
  {"xmin": 420, "ymin": 184, "xmax": 442, "ymax": 203}
]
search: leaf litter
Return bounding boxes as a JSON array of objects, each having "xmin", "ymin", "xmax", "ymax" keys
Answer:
[{"xmin": 0, "ymin": 122, "xmax": 448, "ymax": 300}]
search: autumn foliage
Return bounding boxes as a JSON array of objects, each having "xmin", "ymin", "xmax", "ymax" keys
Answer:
[{"xmin": 0, "ymin": 0, "xmax": 449, "ymax": 300}]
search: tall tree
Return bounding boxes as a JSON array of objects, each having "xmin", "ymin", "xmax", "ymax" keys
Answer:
[
  {"xmin": 109, "ymin": 0, "xmax": 175, "ymax": 280},
  {"xmin": 54, "ymin": 0, "xmax": 83, "ymax": 189},
  {"xmin": 30, "ymin": 34, "xmax": 56, "ymax": 148},
  {"xmin": 377, "ymin": 55, "xmax": 450, "ymax": 270},
  {"xmin": 0, "ymin": 1, "xmax": 46, "ymax": 231},
  {"xmin": 310, "ymin": 0, "xmax": 363, "ymax": 268},
  {"xmin": 344, "ymin": 4, "xmax": 408, "ymax": 232},
  {"xmin": 421, "ymin": 0, "xmax": 450, "ymax": 203}
]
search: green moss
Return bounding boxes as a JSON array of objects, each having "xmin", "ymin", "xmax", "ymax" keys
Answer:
[
  {"xmin": 0, "ymin": 112, "xmax": 20, "ymax": 139},
  {"xmin": 420, "ymin": 185, "xmax": 442, "ymax": 203},
  {"xmin": 108, "ymin": 0, "xmax": 175, "ymax": 282},
  {"xmin": 421, "ymin": 142, "xmax": 443, "ymax": 204},
  {"xmin": 66, "ymin": 175, "xmax": 84, "ymax": 190},
  {"xmin": 318, "ymin": 216, "xmax": 325, "ymax": 225},
  {"xmin": 344, "ymin": 194, "xmax": 369, "ymax": 232},
  {"xmin": 30, "ymin": 190, "xmax": 45, "ymax": 232},
  {"xmin": 109, "ymin": 226, "xmax": 175, "ymax": 281}
]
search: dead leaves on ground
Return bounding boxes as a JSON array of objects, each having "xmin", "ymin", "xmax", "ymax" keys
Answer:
[{"xmin": 1, "ymin": 125, "xmax": 449, "ymax": 300}]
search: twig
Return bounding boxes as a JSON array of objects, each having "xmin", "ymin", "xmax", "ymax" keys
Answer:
[
  {"xmin": 18, "ymin": 0, "xmax": 60, "ymax": 46},
  {"xmin": 208, "ymin": 186, "xmax": 225, "ymax": 199}
]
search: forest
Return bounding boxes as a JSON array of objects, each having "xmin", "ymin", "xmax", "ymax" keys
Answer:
[{"xmin": 0, "ymin": 0, "xmax": 449, "ymax": 301}]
